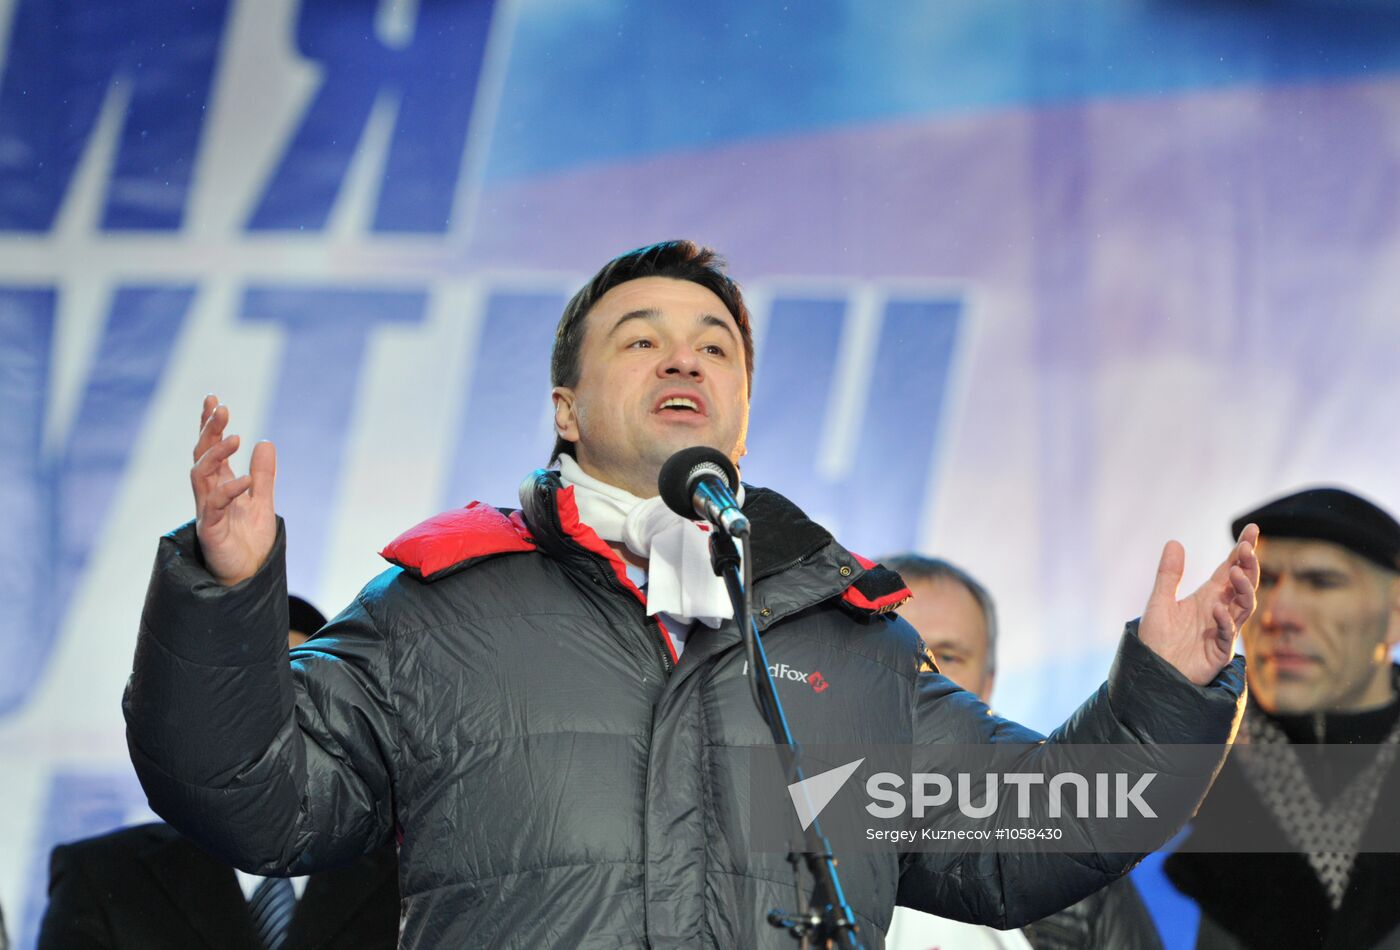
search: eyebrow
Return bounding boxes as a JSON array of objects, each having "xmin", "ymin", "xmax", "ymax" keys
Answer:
[
  {"xmin": 607, "ymin": 309, "xmax": 660, "ymax": 337},
  {"xmin": 700, "ymin": 313, "xmax": 738, "ymax": 343},
  {"xmin": 606, "ymin": 309, "xmax": 738, "ymax": 343}
]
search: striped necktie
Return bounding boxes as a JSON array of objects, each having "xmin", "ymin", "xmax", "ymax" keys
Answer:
[{"xmin": 248, "ymin": 876, "xmax": 296, "ymax": 950}]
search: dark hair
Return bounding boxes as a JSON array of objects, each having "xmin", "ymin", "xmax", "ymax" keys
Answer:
[
  {"xmin": 878, "ymin": 554, "xmax": 999, "ymax": 675},
  {"xmin": 549, "ymin": 240, "xmax": 754, "ymax": 461}
]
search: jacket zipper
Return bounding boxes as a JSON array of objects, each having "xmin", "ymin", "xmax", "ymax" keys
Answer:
[
  {"xmin": 752, "ymin": 551, "xmax": 809, "ymax": 586},
  {"xmin": 640, "ymin": 607, "xmax": 676, "ymax": 677},
  {"xmin": 540, "ymin": 483, "xmax": 674, "ymax": 677},
  {"xmin": 591, "ymin": 553, "xmax": 675, "ymax": 677}
]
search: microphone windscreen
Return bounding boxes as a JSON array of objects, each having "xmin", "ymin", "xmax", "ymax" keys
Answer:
[{"xmin": 658, "ymin": 446, "xmax": 739, "ymax": 520}]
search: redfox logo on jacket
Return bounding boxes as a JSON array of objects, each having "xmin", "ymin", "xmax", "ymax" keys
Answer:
[{"xmin": 742, "ymin": 661, "xmax": 830, "ymax": 693}]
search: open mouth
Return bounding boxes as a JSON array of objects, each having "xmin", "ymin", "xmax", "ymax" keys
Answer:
[{"xmin": 655, "ymin": 396, "xmax": 705, "ymax": 415}]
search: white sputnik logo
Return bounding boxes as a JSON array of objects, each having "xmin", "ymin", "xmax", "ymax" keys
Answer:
[{"xmin": 787, "ymin": 758, "xmax": 866, "ymax": 830}]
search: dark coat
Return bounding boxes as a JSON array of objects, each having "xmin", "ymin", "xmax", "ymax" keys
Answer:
[
  {"xmin": 36, "ymin": 822, "xmax": 398, "ymax": 949},
  {"xmin": 1165, "ymin": 690, "xmax": 1400, "ymax": 949},
  {"xmin": 124, "ymin": 473, "xmax": 1245, "ymax": 948}
]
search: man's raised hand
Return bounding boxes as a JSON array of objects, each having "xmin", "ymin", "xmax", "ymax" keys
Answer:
[
  {"xmin": 1138, "ymin": 524, "xmax": 1260, "ymax": 686},
  {"xmin": 191, "ymin": 395, "xmax": 277, "ymax": 586}
]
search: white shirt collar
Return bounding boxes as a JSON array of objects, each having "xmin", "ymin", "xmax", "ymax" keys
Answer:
[{"xmin": 233, "ymin": 868, "xmax": 309, "ymax": 901}]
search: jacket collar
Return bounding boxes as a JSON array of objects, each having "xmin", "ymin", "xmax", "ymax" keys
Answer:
[
  {"xmin": 519, "ymin": 468, "xmax": 829, "ymax": 580},
  {"xmin": 382, "ymin": 469, "xmax": 911, "ymax": 622},
  {"xmin": 517, "ymin": 469, "xmax": 910, "ymax": 626}
]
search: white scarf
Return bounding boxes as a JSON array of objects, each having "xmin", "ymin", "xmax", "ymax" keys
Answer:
[{"xmin": 556, "ymin": 455, "xmax": 743, "ymax": 629}]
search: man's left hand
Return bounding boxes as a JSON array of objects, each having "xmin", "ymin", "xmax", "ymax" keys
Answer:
[{"xmin": 1139, "ymin": 523, "xmax": 1260, "ymax": 686}]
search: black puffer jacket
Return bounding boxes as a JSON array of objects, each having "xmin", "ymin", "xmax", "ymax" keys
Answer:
[{"xmin": 125, "ymin": 472, "xmax": 1245, "ymax": 948}]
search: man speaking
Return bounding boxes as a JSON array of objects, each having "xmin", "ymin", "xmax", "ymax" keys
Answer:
[{"xmin": 125, "ymin": 240, "xmax": 1259, "ymax": 947}]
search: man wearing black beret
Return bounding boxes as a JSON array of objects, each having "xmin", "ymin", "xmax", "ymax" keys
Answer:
[{"xmin": 1164, "ymin": 487, "xmax": 1400, "ymax": 949}]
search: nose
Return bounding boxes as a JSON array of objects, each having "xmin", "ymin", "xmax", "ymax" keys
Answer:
[
  {"xmin": 1258, "ymin": 575, "xmax": 1303, "ymax": 633},
  {"xmin": 658, "ymin": 340, "xmax": 702, "ymax": 379}
]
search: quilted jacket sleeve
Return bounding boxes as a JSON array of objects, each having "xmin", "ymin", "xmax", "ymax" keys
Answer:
[
  {"xmin": 896, "ymin": 623, "xmax": 1246, "ymax": 929},
  {"xmin": 123, "ymin": 519, "xmax": 397, "ymax": 875}
]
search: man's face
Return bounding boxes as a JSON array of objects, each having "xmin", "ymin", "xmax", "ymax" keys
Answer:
[
  {"xmin": 1242, "ymin": 537, "xmax": 1400, "ymax": 715},
  {"xmin": 552, "ymin": 276, "xmax": 750, "ymax": 497},
  {"xmin": 899, "ymin": 576, "xmax": 994, "ymax": 702}
]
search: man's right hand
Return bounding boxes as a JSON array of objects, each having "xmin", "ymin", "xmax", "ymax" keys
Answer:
[{"xmin": 192, "ymin": 394, "xmax": 277, "ymax": 586}]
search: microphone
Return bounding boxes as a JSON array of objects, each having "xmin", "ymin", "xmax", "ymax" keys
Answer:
[{"xmin": 658, "ymin": 446, "xmax": 750, "ymax": 538}]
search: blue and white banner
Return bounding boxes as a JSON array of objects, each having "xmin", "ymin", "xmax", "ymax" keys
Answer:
[{"xmin": 4, "ymin": 1, "xmax": 1400, "ymax": 945}]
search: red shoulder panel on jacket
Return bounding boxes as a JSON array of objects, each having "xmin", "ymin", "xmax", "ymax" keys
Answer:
[
  {"xmin": 380, "ymin": 502, "xmax": 536, "ymax": 580},
  {"xmin": 840, "ymin": 552, "xmax": 913, "ymax": 615}
]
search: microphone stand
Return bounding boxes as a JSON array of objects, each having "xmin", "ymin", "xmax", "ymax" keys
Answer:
[{"xmin": 708, "ymin": 529, "xmax": 865, "ymax": 950}]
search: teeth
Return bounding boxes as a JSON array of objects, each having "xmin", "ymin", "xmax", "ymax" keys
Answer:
[{"xmin": 660, "ymin": 398, "xmax": 699, "ymax": 411}]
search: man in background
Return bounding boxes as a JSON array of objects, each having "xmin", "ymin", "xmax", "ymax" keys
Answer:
[
  {"xmin": 1162, "ymin": 487, "xmax": 1400, "ymax": 949},
  {"xmin": 38, "ymin": 596, "xmax": 399, "ymax": 950},
  {"xmin": 882, "ymin": 555, "xmax": 1164, "ymax": 950}
]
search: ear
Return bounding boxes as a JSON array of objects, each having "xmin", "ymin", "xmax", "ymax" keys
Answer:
[
  {"xmin": 552, "ymin": 387, "xmax": 580, "ymax": 446},
  {"xmin": 980, "ymin": 671, "xmax": 996, "ymax": 706},
  {"xmin": 1385, "ymin": 574, "xmax": 1400, "ymax": 649}
]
